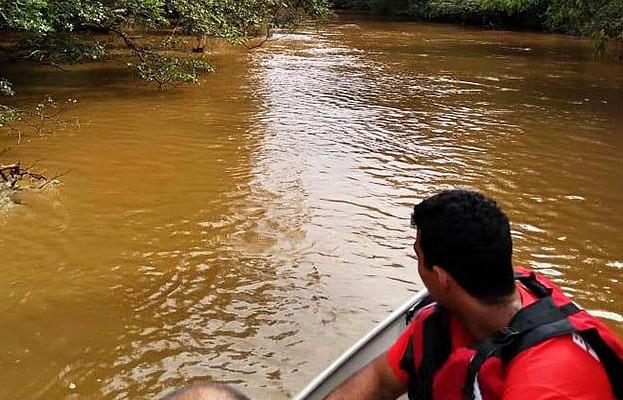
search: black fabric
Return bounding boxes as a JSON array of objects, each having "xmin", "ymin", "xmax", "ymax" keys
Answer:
[
  {"xmin": 514, "ymin": 271, "xmax": 551, "ymax": 298},
  {"xmin": 463, "ymin": 290, "xmax": 622, "ymax": 400},
  {"xmin": 408, "ymin": 306, "xmax": 451, "ymax": 400},
  {"xmin": 400, "ymin": 337, "xmax": 419, "ymax": 400},
  {"xmin": 506, "ymin": 296, "xmax": 569, "ymax": 333},
  {"xmin": 405, "ymin": 295, "xmax": 435, "ymax": 324},
  {"xmin": 462, "ymin": 339, "xmax": 501, "ymax": 399},
  {"xmin": 500, "ymin": 319, "xmax": 575, "ymax": 364},
  {"xmin": 559, "ymin": 301, "xmax": 581, "ymax": 316},
  {"xmin": 400, "ymin": 337, "xmax": 415, "ymax": 374},
  {"xmin": 500, "ymin": 301, "xmax": 582, "ymax": 362},
  {"xmin": 463, "ymin": 295, "xmax": 577, "ymax": 399},
  {"xmin": 401, "ymin": 294, "xmax": 435, "ymax": 398},
  {"xmin": 579, "ymin": 329, "xmax": 623, "ymax": 399}
]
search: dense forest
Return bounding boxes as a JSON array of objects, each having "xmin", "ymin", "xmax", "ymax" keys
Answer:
[{"xmin": 334, "ymin": 0, "xmax": 622, "ymax": 39}]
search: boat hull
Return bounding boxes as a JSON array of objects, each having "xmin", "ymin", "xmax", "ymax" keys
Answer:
[{"xmin": 294, "ymin": 290, "xmax": 431, "ymax": 400}]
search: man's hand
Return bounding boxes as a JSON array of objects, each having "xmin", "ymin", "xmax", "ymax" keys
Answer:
[{"xmin": 323, "ymin": 353, "xmax": 407, "ymax": 400}]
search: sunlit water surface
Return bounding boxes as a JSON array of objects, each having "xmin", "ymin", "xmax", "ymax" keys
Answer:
[{"xmin": 1, "ymin": 17, "xmax": 622, "ymax": 399}]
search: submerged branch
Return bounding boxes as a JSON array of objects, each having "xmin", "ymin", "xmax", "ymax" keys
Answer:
[
  {"xmin": 46, "ymin": 61, "xmax": 70, "ymax": 72},
  {"xmin": 39, "ymin": 169, "xmax": 70, "ymax": 189},
  {"xmin": 0, "ymin": 159, "xmax": 66, "ymax": 191},
  {"xmin": 0, "ymin": 162, "xmax": 47, "ymax": 189},
  {"xmin": 242, "ymin": 28, "xmax": 272, "ymax": 50}
]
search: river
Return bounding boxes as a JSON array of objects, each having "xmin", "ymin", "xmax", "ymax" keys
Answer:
[{"xmin": 1, "ymin": 16, "xmax": 622, "ymax": 399}]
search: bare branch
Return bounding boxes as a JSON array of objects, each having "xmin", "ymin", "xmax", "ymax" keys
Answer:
[
  {"xmin": 242, "ymin": 28, "xmax": 272, "ymax": 50},
  {"xmin": 22, "ymin": 49, "xmax": 45, "ymax": 60},
  {"xmin": 46, "ymin": 61, "xmax": 70, "ymax": 72},
  {"xmin": 167, "ymin": 17, "xmax": 182, "ymax": 44},
  {"xmin": 0, "ymin": 160, "xmax": 61, "ymax": 191},
  {"xmin": 110, "ymin": 26, "xmax": 148, "ymax": 63},
  {"xmin": 25, "ymin": 171, "xmax": 47, "ymax": 181},
  {"xmin": 39, "ymin": 169, "xmax": 70, "ymax": 189}
]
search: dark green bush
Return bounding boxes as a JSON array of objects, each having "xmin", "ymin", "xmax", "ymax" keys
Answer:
[{"xmin": 339, "ymin": 0, "xmax": 623, "ymax": 40}]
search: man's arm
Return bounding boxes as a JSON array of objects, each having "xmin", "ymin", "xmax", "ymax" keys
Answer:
[{"xmin": 323, "ymin": 353, "xmax": 407, "ymax": 400}]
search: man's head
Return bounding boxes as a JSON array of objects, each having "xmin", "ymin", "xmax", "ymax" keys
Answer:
[
  {"xmin": 159, "ymin": 382, "xmax": 250, "ymax": 400},
  {"xmin": 411, "ymin": 190, "xmax": 514, "ymax": 304}
]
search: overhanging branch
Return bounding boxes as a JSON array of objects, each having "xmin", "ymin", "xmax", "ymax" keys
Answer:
[{"xmin": 242, "ymin": 27, "xmax": 272, "ymax": 50}]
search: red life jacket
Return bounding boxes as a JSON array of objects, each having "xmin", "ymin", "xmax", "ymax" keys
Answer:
[{"xmin": 400, "ymin": 269, "xmax": 623, "ymax": 400}]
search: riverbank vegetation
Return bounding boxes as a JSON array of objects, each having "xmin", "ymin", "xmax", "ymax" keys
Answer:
[
  {"xmin": 1, "ymin": 0, "xmax": 330, "ymax": 201},
  {"xmin": 334, "ymin": 0, "xmax": 623, "ymax": 57},
  {"xmin": 2, "ymin": 0, "xmax": 619, "ymax": 131},
  {"xmin": 0, "ymin": 0, "xmax": 331, "ymax": 126}
]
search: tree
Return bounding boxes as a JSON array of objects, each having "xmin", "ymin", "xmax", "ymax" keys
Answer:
[
  {"xmin": 336, "ymin": 0, "xmax": 622, "ymax": 48},
  {"xmin": 0, "ymin": 0, "xmax": 331, "ymax": 112},
  {"xmin": 0, "ymin": 0, "xmax": 330, "ymax": 129}
]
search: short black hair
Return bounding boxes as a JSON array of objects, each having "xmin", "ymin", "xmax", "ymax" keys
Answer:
[{"xmin": 411, "ymin": 190, "xmax": 514, "ymax": 303}]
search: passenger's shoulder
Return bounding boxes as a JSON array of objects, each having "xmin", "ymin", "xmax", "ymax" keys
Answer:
[
  {"xmin": 503, "ymin": 335, "xmax": 615, "ymax": 400},
  {"xmin": 510, "ymin": 334, "xmax": 601, "ymax": 366}
]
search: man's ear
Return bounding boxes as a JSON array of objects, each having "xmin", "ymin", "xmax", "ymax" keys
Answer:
[{"xmin": 432, "ymin": 266, "xmax": 453, "ymax": 291}]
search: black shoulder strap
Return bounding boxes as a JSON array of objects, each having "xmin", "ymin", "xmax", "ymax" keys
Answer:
[
  {"xmin": 462, "ymin": 335, "xmax": 503, "ymax": 400},
  {"xmin": 579, "ymin": 329, "xmax": 623, "ymax": 399},
  {"xmin": 514, "ymin": 271, "xmax": 552, "ymax": 298},
  {"xmin": 512, "ymin": 272, "xmax": 623, "ymax": 398},
  {"xmin": 405, "ymin": 295, "xmax": 435, "ymax": 324},
  {"xmin": 463, "ymin": 296, "xmax": 578, "ymax": 399},
  {"xmin": 401, "ymin": 306, "xmax": 451, "ymax": 400},
  {"xmin": 463, "ymin": 271, "xmax": 623, "ymax": 400},
  {"xmin": 503, "ymin": 308, "xmax": 623, "ymax": 400},
  {"xmin": 501, "ymin": 299, "xmax": 580, "ymax": 362}
]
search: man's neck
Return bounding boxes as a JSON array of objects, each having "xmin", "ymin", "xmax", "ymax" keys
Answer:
[{"xmin": 450, "ymin": 289, "xmax": 522, "ymax": 341}]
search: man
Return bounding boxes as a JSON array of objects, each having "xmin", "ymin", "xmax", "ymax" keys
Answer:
[
  {"xmin": 159, "ymin": 382, "xmax": 250, "ymax": 400},
  {"xmin": 324, "ymin": 190, "xmax": 623, "ymax": 400}
]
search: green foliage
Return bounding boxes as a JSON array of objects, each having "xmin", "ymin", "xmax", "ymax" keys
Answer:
[
  {"xmin": 0, "ymin": 107, "xmax": 17, "ymax": 127},
  {"xmin": 591, "ymin": 30, "xmax": 609, "ymax": 59},
  {"xmin": 339, "ymin": 0, "xmax": 622, "ymax": 40},
  {"xmin": 0, "ymin": 0, "xmax": 107, "ymax": 32},
  {"xmin": 332, "ymin": 0, "xmax": 410, "ymax": 14},
  {"xmin": 0, "ymin": 1, "xmax": 330, "ymax": 40},
  {"xmin": 546, "ymin": 0, "xmax": 623, "ymax": 38},
  {"xmin": 0, "ymin": 110, "xmax": 14, "ymax": 125},
  {"xmin": 410, "ymin": 0, "xmax": 483, "ymax": 21},
  {"xmin": 0, "ymin": 79, "xmax": 16, "ymax": 127},
  {"xmin": 20, "ymin": 34, "xmax": 105, "ymax": 63},
  {"xmin": 0, "ymin": 79, "xmax": 15, "ymax": 97},
  {"xmin": 0, "ymin": 0, "xmax": 328, "ymax": 132},
  {"xmin": 480, "ymin": 0, "xmax": 544, "ymax": 14},
  {"xmin": 168, "ymin": 0, "xmax": 331, "ymax": 42},
  {"xmin": 137, "ymin": 54, "xmax": 214, "ymax": 89},
  {"xmin": 404, "ymin": 0, "xmax": 549, "ymax": 28},
  {"xmin": 0, "ymin": 0, "xmax": 52, "ymax": 33},
  {"xmin": 0, "ymin": 0, "xmax": 331, "ymax": 94}
]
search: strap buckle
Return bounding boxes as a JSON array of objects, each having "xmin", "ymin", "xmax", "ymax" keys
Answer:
[{"xmin": 492, "ymin": 327, "xmax": 520, "ymax": 345}]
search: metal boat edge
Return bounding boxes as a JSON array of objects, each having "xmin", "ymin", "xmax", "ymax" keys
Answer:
[{"xmin": 294, "ymin": 290, "xmax": 431, "ymax": 400}]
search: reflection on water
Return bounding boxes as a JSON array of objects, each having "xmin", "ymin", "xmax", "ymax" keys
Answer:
[{"xmin": 1, "ymin": 17, "xmax": 622, "ymax": 399}]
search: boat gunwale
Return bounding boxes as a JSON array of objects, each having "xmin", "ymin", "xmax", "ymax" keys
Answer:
[{"xmin": 293, "ymin": 290, "xmax": 430, "ymax": 400}]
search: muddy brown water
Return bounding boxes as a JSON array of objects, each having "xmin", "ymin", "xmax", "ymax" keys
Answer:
[{"xmin": 1, "ymin": 17, "xmax": 622, "ymax": 399}]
